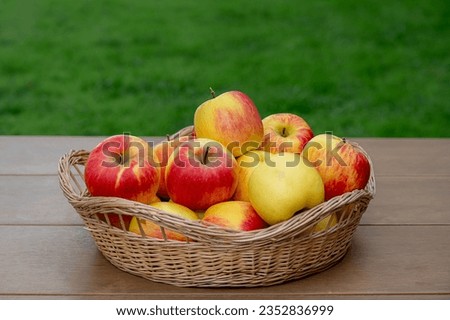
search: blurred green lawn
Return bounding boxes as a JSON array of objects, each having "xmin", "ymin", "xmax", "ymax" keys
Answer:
[{"xmin": 1, "ymin": 0, "xmax": 449, "ymax": 137}]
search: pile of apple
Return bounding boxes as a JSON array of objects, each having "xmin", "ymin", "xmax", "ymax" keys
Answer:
[{"xmin": 84, "ymin": 90, "xmax": 371, "ymax": 241}]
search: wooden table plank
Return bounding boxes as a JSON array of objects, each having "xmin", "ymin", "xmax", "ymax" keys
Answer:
[
  {"xmin": 1, "ymin": 137, "xmax": 449, "ymax": 176},
  {"xmin": 1, "ymin": 225, "xmax": 449, "ymax": 299},
  {"xmin": 352, "ymin": 138, "xmax": 450, "ymax": 177},
  {"xmin": 3, "ymin": 294, "xmax": 450, "ymax": 300},
  {"xmin": 2, "ymin": 175, "xmax": 449, "ymax": 226},
  {"xmin": 0, "ymin": 136, "xmax": 104, "ymax": 175},
  {"xmin": 0, "ymin": 136, "xmax": 163, "ymax": 175},
  {"xmin": 360, "ymin": 175, "xmax": 450, "ymax": 225},
  {"xmin": 0, "ymin": 175, "xmax": 83, "ymax": 225}
]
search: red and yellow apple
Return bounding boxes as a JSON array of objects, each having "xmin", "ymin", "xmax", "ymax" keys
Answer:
[
  {"xmin": 301, "ymin": 133, "xmax": 371, "ymax": 200},
  {"xmin": 153, "ymin": 135, "xmax": 194, "ymax": 199},
  {"xmin": 84, "ymin": 134, "xmax": 160, "ymax": 228},
  {"xmin": 165, "ymin": 138, "xmax": 239, "ymax": 211},
  {"xmin": 194, "ymin": 90, "xmax": 264, "ymax": 157},
  {"xmin": 128, "ymin": 202, "xmax": 199, "ymax": 241},
  {"xmin": 260, "ymin": 113, "xmax": 314, "ymax": 154},
  {"xmin": 202, "ymin": 201, "xmax": 267, "ymax": 231},
  {"xmin": 85, "ymin": 134, "xmax": 160, "ymax": 202},
  {"xmin": 232, "ymin": 150, "xmax": 268, "ymax": 201}
]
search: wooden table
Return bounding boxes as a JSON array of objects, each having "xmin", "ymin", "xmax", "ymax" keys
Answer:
[{"xmin": 1, "ymin": 136, "xmax": 449, "ymax": 299}]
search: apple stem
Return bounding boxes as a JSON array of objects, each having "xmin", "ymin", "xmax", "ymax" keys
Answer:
[
  {"xmin": 166, "ymin": 134, "xmax": 170, "ymax": 141},
  {"xmin": 342, "ymin": 137, "xmax": 347, "ymax": 143},
  {"xmin": 209, "ymin": 87, "xmax": 216, "ymax": 98},
  {"xmin": 282, "ymin": 127, "xmax": 287, "ymax": 137},
  {"xmin": 202, "ymin": 146, "xmax": 210, "ymax": 165}
]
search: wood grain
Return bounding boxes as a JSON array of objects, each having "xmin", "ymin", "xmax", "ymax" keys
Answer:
[
  {"xmin": 352, "ymin": 138, "xmax": 450, "ymax": 177},
  {"xmin": 0, "ymin": 225, "xmax": 448, "ymax": 298},
  {"xmin": 0, "ymin": 175, "xmax": 83, "ymax": 225},
  {"xmin": 361, "ymin": 176, "xmax": 450, "ymax": 225},
  {"xmin": 3, "ymin": 295, "xmax": 449, "ymax": 300}
]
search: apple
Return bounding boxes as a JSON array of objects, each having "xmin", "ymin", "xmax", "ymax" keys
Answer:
[
  {"xmin": 194, "ymin": 89, "xmax": 264, "ymax": 157},
  {"xmin": 202, "ymin": 201, "xmax": 267, "ymax": 231},
  {"xmin": 168, "ymin": 198, "xmax": 206, "ymax": 218},
  {"xmin": 84, "ymin": 134, "xmax": 160, "ymax": 228},
  {"xmin": 260, "ymin": 113, "xmax": 314, "ymax": 154},
  {"xmin": 84, "ymin": 134, "xmax": 161, "ymax": 228},
  {"xmin": 165, "ymin": 138, "xmax": 239, "ymax": 211},
  {"xmin": 96, "ymin": 213, "xmax": 133, "ymax": 230},
  {"xmin": 232, "ymin": 150, "xmax": 268, "ymax": 201},
  {"xmin": 248, "ymin": 152, "xmax": 324, "ymax": 225},
  {"xmin": 312, "ymin": 213, "xmax": 338, "ymax": 233},
  {"xmin": 153, "ymin": 135, "xmax": 194, "ymax": 200},
  {"xmin": 128, "ymin": 202, "xmax": 199, "ymax": 241},
  {"xmin": 97, "ymin": 193, "xmax": 160, "ymax": 230},
  {"xmin": 301, "ymin": 133, "xmax": 371, "ymax": 200}
]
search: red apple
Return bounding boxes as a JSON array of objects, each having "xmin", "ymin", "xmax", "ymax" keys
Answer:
[
  {"xmin": 96, "ymin": 213, "xmax": 133, "ymax": 230},
  {"xmin": 84, "ymin": 134, "xmax": 160, "ymax": 227},
  {"xmin": 301, "ymin": 133, "xmax": 371, "ymax": 200},
  {"xmin": 202, "ymin": 201, "xmax": 267, "ymax": 231},
  {"xmin": 165, "ymin": 138, "xmax": 239, "ymax": 211},
  {"xmin": 260, "ymin": 113, "xmax": 314, "ymax": 154},
  {"xmin": 194, "ymin": 89, "xmax": 264, "ymax": 157},
  {"xmin": 153, "ymin": 135, "xmax": 194, "ymax": 200}
]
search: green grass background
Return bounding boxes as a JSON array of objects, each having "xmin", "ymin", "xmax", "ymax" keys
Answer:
[{"xmin": 1, "ymin": 0, "xmax": 449, "ymax": 137}]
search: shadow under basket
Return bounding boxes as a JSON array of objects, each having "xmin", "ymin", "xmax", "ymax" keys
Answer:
[{"xmin": 58, "ymin": 128, "xmax": 376, "ymax": 288}]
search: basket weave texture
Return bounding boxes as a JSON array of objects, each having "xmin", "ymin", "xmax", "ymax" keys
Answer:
[{"xmin": 58, "ymin": 127, "xmax": 376, "ymax": 287}]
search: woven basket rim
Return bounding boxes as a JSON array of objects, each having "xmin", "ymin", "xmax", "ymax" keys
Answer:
[{"xmin": 58, "ymin": 128, "xmax": 375, "ymax": 244}]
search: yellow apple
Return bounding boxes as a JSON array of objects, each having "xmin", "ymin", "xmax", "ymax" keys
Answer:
[
  {"xmin": 248, "ymin": 152, "xmax": 324, "ymax": 225},
  {"xmin": 312, "ymin": 213, "xmax": 338, "ymax": 232},
  {"xmin": 128, "ymin": 202, "xmax": 199, "ymax": 241},
  {"xmin": 232, "ymin": 150, "xmax": 268, "ymax": 201},
  {"xmin": 194, "ymin": 90, "xmax": 264, "ymax": 157}
]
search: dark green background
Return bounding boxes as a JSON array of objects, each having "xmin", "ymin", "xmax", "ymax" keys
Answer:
[{"xmin": 1, "ymin": 0, "xmax": 449, "ymax": 137}]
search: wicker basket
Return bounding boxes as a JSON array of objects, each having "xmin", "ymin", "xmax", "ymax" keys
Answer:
[{"xmin": 58, "ymin": 127, "xmax": 375, "ymax": 287}]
